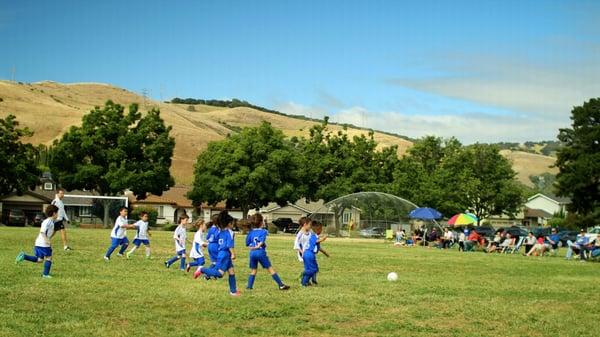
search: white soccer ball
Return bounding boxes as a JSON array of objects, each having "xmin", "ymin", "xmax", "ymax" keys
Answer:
[{"xmin": 387, "ymin": 272, "xmax": 398, "ymax": 282}]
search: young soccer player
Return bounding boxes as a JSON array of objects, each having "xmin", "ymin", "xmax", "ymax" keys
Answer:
[
  {"xmin": 194, "ymin": 210, "xmax": 240, "ymax": 296},
  {"xmin": 245, "ymin": 213, "xmax": 290, "ymax": 290},
  {"xmin": 310, "ymin": 221, "xmax": 330, "ymax": 285},
  {"xmin": 126, "ymin": 211, "xmax": 151, "ymax": 259},
  {"xmin": 165, "ymin": 214, "xmax": 189, "ymax": 270},
  {"xmin": 186, "ymin": 219, "xmax": 207, "ymax": 272},
  {"xmin": 15, "ymin": 205, "xmax": 59, "ymax": 278},
  {"xmin": 104, "ymin": 207, "xmax": 136, "ymax": 261},
  {"xmin": 206, "ymin": 214, "xmax": 220, "ymax": 266},
  {"xmin": 301, "ymin": 221, "xmax": 318, "ymax": 287},
  {"xmin": 294, "ymin": 217, "xmax": 311, "ymax": 262},
  {"xmin": 51, "ymin": 189, "xmax": 73, "ymax": 250}
]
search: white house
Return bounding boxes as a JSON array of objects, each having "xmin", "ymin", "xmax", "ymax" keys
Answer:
[
  {"xmin": 250, "ymin": 199, "xmax": 328, "ymax": 224},
  {"xmin": 525, "ymin": 193, "xmax": 570, "ymax": 216}
]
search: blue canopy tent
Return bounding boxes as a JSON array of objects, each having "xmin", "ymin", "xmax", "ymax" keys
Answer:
[{"xmin": 408, "ymin": 207, "xmax": 443, "ymax": 245}]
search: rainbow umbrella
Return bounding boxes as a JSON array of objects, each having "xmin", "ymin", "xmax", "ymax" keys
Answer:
[{"xmin": 447, "ymin": 213, "xmax": 478, "ymax": 226}]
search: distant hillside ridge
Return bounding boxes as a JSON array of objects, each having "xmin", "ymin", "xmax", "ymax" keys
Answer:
[{"xmin": 169, "ymin": 97, "xmax": 414, "ymax": 142}]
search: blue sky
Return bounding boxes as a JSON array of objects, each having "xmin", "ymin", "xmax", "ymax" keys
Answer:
[{"xmin": 1, "ymin": 0, "xmax": 599, "ymax": 143}]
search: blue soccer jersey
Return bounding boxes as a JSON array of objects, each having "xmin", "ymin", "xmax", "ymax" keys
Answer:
[
  {"xmin": 217, "ymin": 229, "xmax": 235, "ymax": 252},
  {"xmin": 246, "ymin": 228, "xmax": 268, "ymax": 250},
  {"xmin": 206, "ymin": 225, "xmax": 220, "ymax": 244}
]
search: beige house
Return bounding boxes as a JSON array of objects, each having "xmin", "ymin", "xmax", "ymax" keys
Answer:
[
  {"xmin": 252, "ymin": 199, "xmax": 327, "ymax": 224},
  {"xmin": 524, "ymin": 193, "xmax": 570, "ymax": 216},
  {"xmin": 129, "ymin": 185, "xmax": 197, "ymax": 225}
]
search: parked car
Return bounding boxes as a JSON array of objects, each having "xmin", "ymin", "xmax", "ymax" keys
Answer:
[
  {"xmin": 473, "ymin": 225, "xmax": 495, "ymax": 239},
  {"xmin": 1, "ymin": 208, "xmax": 26, "ymax": 226},
  {"xmin": 271, "ymin": 218, "xmax": 300, "ymax": 233},
  {"xmin": 558, "ymin": 230, "xmax": 578, "ymax": 247},
  {"xmin": 359, "ymin": 227, "xmax": 385, "ymax": 238},
  {"xmin": 497, "ymin": 226, "xmax": 528, "ymax": 239},
  {"xmin": 33, "ymin": 212, "xmax": 45, "ymax": 227},
  {"xmin": 585, "ymin": 226, "xmax": 600, "ymax": 243},
  {"xmin": 532, "ymin": 227, "xmax": 553, "ymax": 238}
]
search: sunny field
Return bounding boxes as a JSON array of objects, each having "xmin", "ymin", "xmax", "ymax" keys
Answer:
[{"xmin": 1, "ymin": 227, "xmax": 599, "ymax": 337}]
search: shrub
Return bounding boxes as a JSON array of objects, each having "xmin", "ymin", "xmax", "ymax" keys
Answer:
[
  {"xmin": 267, "ymin": 223, "xmax": 278, "ymax": 234},
  {"xmin": 163, "ymin": 221, "xmax": 177, "ymax": 231},
  {"xmin": 130, "ymin": 206, "xmax": 158, "ymax": 226}
]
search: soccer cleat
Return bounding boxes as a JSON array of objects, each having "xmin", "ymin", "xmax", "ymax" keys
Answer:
[
  {"xmin": 15, "ymin": 252, "xmax": 25, "ymax": 264},
  {"xmin": 164, "ymin": 261, "xmax": 170, "ymax": 268},
  {"xmin": 279, "ymin": 284, "xmax": 290, "ymax": 290},
  {"xmin": 230, "ymin": 290, "xmax": 241, "ymax": 297},
  {"xmin": 64, "ymin": 246, "xmax": 73, "ymax": 251},
  {"xmin": 126, "ymin": 252, "xmax": 132, "ymax": 259},
  {"xmin": 116, "ymin": 253, "xmax": 123, "ymax": 258},
  {"xmin": 246, "ymin": 287, "xmax": 253, "ymax": 290},
  {"xmin": 193, "ymin": 270, "xmax": 203, "ymax": 279},
  {"xmin": 103, "ymin": 256, "xmax": 110, "ymax": 262},
  {"xmin": 42, "ymin": 274, "xmax": 52, "ymax": 279},
  {"xmin": 185, "ymin": 264, "xmax": 191, "ymax": 273}
]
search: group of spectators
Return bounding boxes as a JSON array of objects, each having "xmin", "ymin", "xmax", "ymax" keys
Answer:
[{"xmin": 394, "ymin": 226, "xmax": 600, "ymax": 261}]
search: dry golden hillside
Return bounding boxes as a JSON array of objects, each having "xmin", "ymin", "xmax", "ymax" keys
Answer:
[
  {"xmin": 0, "ymin": 80, "xmax": 413, "ymax": 184},
  {"xmin": 0, "ymin": 80, "xmax": 557, "ymax": 186}
]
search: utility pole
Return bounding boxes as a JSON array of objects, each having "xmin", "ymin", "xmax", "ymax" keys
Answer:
[{"xmin": 11, "ymin": 66, "xmax": 16, "ymax": 82}]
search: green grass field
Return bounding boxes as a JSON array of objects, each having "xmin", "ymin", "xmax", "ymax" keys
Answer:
[{"xmin": 1, "ymin": 227, "xmax": 599, "ymax": 337}]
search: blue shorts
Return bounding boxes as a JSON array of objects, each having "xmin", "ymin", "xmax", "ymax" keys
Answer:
[
  {"xmin": 193, "ymin": 257, "xmax": 206, "ymax": 265},
  {"xmin": 249, "ymin": 250, "xmax": 271, "ymax": 269},
  {"xmin": 132, "ymin": 239, "xmax": 150, "ymax": 246},
  {"xmin": 216, "ymin": 251, "xmax": 233, "ymax": 271},
  {"xmin": 111, "ymin": 237, "xmax": 129, "ymax": 246},
  {"xmin": 176, "ymin": 249, "xmax": 186, "ymax": 256},
  {"xmin": 303, "ymin": 252, "xmax": 318, "ymax": 275},
  {"xmin": 34, "ymin": 246, "xmax": 52, "ymax": 259},
  {"xmin": 208, "ymin": 243, "xmax": 219, "ymax": 263}
]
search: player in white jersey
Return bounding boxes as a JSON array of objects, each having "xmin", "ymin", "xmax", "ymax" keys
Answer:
[
  {"xmin": 165, "ymin": 214, "xmax": 189, "ymax": 270},
  {"xmin": 186, "ymin": 219, "xmax": 207, "ymax": 272},
  {"xmin": 15, "ymin": 205, "xmax": 59, "ymax": 278},
  {"xmin": 126, "ymin": 211, "xmax": 151, "ymax": 259},
  {"xmin": 294, "ymin": 217, "xmax": 311, "ymax": 262},
  {"xmin": 104, "ymin": 207, "xmax": 136, "ymax": 261},
  {"xmin": 51, "ymin": 189, "xmax": 73, "ymax": 250}
]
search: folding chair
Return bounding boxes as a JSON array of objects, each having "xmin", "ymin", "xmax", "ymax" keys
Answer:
[{"xmin": 506, "ymin": 236, "xmax": 525, "ymax": 254}]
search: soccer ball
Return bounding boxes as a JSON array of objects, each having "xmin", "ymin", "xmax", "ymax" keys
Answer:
[{"xmin": 387, "ymin": 272, "xmax": 398, "ymax": 282}]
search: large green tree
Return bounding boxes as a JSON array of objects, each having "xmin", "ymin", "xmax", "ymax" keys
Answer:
[
  {"xmin": 49, "ymin": 101, "xmax": 175, "ymax": 225},
  {"xmin": 555, "ymin": 98, "xmax": 600, "ymax": 225},
  {"xmin": 442, "ymin": 143, "xmax": 524, "ymax": 224},
  {"xmin": 0, "ymin": 115, "xmax": 40, "ymax": 196},
  {"xmin": 188, "ymin": 122, "xmax": 304, "ymax": 219}
]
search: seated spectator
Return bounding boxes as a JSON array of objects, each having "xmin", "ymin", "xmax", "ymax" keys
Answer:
[
  {"xmin": 565, "ymin": 229, "xmax": 589, "ymax": 260},
  {"xmin": 487, "ymin": 231, "xmax": 503, "ymax": 253},
  {"xmin": 442, "ymin": 227, "xmax": 454, "ymax": 249},
  {"xmin": 498, "ymin": 233, "xmax": 515, "ymax": 253},
  {"xmin": 523, "ymin": 232, "xmax": 536, "ymax": 255},
  {"xmin": 412, "ymin": 229, "xmax": 423, "ymax": 246},
  {"xmin": 545, "ymin": 228, "xmax": 561, "ymax": 256},
  {"xmin": 464, "ymin": 230, "xmax": 482, "ymax": 251},
  {"xmin": 395, "ymin": 228, "xmax": 405, "ymax": 243},
  {"xmin": 526, "ymin": 235, "xmax": 547, "ymax": 256},
  {"xmin": 427, "ymin": 228, "xmax": 440, "ymax": 248}
]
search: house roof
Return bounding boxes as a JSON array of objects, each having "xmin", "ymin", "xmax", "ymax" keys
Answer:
[
  {"xmin": 260, "ymin": 199, "xmax": 331, "ymax": 214},
  {"xmin": 131, "ymin": 185, "xmax": 194, "ymax": 208},
  {"xmin": 527, "ymin": 193, "xmax": 571, "ymax": 205},
  {"xmin": 524, "ymin": 207, "xmax": 553, "ymax": 219}
]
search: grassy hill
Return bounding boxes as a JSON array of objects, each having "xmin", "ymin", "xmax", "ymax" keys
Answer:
[{"xmin": 0, "ymin": 80, "xmax": 556, "ymax": 186}]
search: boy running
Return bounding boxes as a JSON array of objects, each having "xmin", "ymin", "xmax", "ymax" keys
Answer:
[
  {"xmin": 126, "ymin": 211, "xmax": 151, "ymax": 259},
  {"xmin": 15, "ymin": 205, "xmax": 59, "ymax": 278}
]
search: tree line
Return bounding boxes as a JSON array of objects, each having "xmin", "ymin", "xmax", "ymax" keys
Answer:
[{"xmin": 1, "ymin": 98, "xmax": 598, "ymax": 227}]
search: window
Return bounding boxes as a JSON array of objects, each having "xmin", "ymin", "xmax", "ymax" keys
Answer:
[
  {"xmin": 44, "ymin": 182, "xmax": 53, "ymax": 190},
  {"xmin": 342, "ymin": 212, "xmax": 351, "ymax": 224},
  {"xmin": 79, "ymin": 206, "xmax": 92, "ymax": 217},
  {"xmin": 156, "ymin": 206, "xmax": 164, "ymax": 218}
]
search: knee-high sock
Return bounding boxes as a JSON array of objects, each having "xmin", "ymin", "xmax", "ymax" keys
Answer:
[
  {"xmin": 201, "ymin": 266, "xmax": 220, "ymax": 278},
  {"xmin": 228, "ymin": 274, "xmax": 237, "ymax": 293},
  {"xmin": 311, "ymin": 272, "xmax": 317, "ymax": 284},
  {"xmin": 189, "ymin": 260, "xmax": 199, "ymax": 267},
  {"xmin": 301, "ymin": 273, "xmax": 312, "ymax": 286},
  {"xmin": 24, "ymin": 254, "xmax": 38, "ymax": 262},
  {"xmin": 271, "ymin": 273, "xmax": 283, "ymax": 287},
  {"xmin": 118, "ymin": 243, "xmax": 129, "ymax": 255},
  {"xmin": 166, "ymin": 255, "xmax": 179, "ymax": 266},
  {"xmin": 180, "ymin": 257, "xmax": 186, "ymax": 270},
  {"xmin": 128, "ymin": 246, "xmax": 138, "ymax": 255},
  {"xmin": 42, "ymin": 260, "xmax": 52, "ymax": 276},
  {"xmin": 247, "ymin": 274, "xmax": 256, "ymax": 289},
  {"xmin": 145, "ymin": 247, "xmax": 151, "ymax": 257}
]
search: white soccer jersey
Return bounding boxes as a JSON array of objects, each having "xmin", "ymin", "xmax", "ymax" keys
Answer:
[
  {"xmin": 190, "ymin": 230, "xmax": 205, "ymax": 259},
  {"xmin": 51, "ymin": 198, "xmax": 68, "ymax": 221},
  {"xmin": 111, "ymin": 216, "xmax": 128, "ymax": 239},
  {"xmin": 294, "ymin": 230, "xmax": 311, "ymax": 261},
  {"xmin": 35, "ymin": 218, "xmax": 55, "ymax": 247},
  {"xmin": 174, "ymin": 225, "xmax": 187, "ymax": 251},
  {"xmin": 133, "ymin": 220, "xmax": 149, "ymax": 240}
]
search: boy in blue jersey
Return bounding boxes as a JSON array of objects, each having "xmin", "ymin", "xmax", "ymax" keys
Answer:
[
  {"xmin": 245, "ymin": 213, "xmax": 290, "ymax": 290},
  {"xmin": 311, "ymin": 221, "xmax": 330, "ymax": 285},
  {"xmin": 186, "ymin": 219, "xmax": 207, "ymax": 272},
  {"xmin": 165, "ymin": 214, "xmax": 189, "ymax": 270},
  {"xmin": 194, "ymin": 210, "xmax": 240, "ymax": 296},
  {"xmin": 104, "ymin": 207, "xmax": 136, "ymax": 261},
  {"xmin": 301, "ymin": 221, "xmax": 329, "ymax": 287},
  {"xmin": 15, "ymin": 205, "xmax": 59, "ymax": 278},
  {"xmin": 126, "ymin": 211, "xmax": 151, "ymax": 259},
  {"xmin": 205, "ymin": 215, "xmax": 220, "ymax": 266}
]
